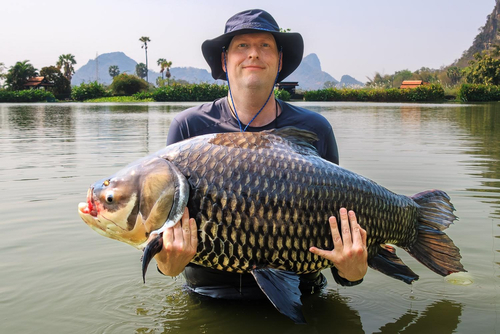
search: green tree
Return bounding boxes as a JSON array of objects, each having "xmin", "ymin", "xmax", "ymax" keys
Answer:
[
  {"xmin": 56, "ymin": 54, "xmax": 77, "ymax": 82},
  {"xmin": 412, "ymin": 67, "xmax": 439, "ymax": 83},
  {"xmin": 40, "ymin": 66, "xmax": 71, "ymax": 99},
  {"xmin": 157, "ymin": 58, "xmax": 166, "ymax": 79},
  {"xmin": 136, "ymin": 63, "xmax": 147, "ymax": 79},
  {"xmin": 446, "ymin": 66, "xmax": 463, "ymax": 85},
  {"xmin": 489, "ymin": 43, "xmax": 500, "ymax": 57},
  {"xmin": 0, "ymin": 62, "xmax": 6, "ymax": 80},
  {"xmin": 392, "ymin": 69, "xmax": 413, "ymax": 88},
  {"xmin": 464, "ymin": 53, "xmax": 500, "ymax": 85},
  {"xmin": 109, "ymin": 65, "xmax": 120, "ymax": 78},
  {"xmin": 139, "ymin": 36, "xmax": 151, "ymax": 83},
  {"xmin": 366, "ymin": 72, "xmax": 393, "ymax": 88},
  {"xmin": 5, "ymin": 60, "xmax": 38, "ymax": 90},
  {"xmin": 163, "ymin": 60, "xmax": 172, "ymax": 83},
  {"xmin": 110, "ymin": 73, "xmax": 148, "ymax": 95}
]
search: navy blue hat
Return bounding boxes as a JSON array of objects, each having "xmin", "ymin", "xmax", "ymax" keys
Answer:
[{"xmin": 202, "ymin": 9, "xmax": 304, "ymax": 82}]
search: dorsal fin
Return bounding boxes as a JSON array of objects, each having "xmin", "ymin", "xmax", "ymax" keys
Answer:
[
  {"xmin": 268, "ymin": 126, "xmax": 318, "ymax": 144},
  {"xmin": 267, "ymin": 127, "xmax": 319, "ymax": 156}
]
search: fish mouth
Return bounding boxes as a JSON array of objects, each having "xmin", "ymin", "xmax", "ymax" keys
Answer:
[{"xmin": 78, "ymin": 187, "xmax": 98, "ymax": 217}]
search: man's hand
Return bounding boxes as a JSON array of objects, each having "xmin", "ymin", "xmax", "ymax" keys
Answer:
[
  {"xmin": 155, "ymin": 207, "xmax": 198, "ymax": 277},
  {"xmin": 309, "ymin": 208, "xmax": 368, "ymax": 282}
]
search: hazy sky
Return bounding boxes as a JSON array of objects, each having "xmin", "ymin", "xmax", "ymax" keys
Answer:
[{"xmin": 0, "ymin": 0, "xmax": 495, "ymax": 82}]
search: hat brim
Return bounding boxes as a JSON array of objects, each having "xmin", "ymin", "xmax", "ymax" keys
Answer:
[{"xmin": 202, "ymin": 30, "xmax": 304, "ymax": 82}]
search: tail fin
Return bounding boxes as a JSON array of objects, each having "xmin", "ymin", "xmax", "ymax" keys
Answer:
[{"xmin": 405, "ymin": 190, "xmax": 466, "ymax": 276}]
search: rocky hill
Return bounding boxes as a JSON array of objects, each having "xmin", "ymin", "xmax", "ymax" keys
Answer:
[
  {"xmin": 455, "ymin": 0, "xmax": 500, "ymax": 67},
  {"xmin": 72, "ymin": 51, "xmax": 363, "ymax": 89},
  {"xmin": 284, "ymin": 53, "xmax": 338, "ymax": 90}
]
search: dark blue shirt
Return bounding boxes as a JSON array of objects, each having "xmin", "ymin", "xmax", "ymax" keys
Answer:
[{"xmin": 167, "ymin": 97, "xmax": 339, "ymax": 164}]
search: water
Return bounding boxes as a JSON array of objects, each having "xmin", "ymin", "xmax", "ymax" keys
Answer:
[{"xmin": 0, "ymin": 101, "xmax": 498, "ymax": 333}]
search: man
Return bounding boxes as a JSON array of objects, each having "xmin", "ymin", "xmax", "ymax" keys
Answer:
[{"xmin": 155, "ymin": 9, "xmax": 367, "ymax": 299}]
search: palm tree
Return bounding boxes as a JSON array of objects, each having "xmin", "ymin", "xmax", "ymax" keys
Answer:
[
  {"xmin": 446, "ymin": 67, "xmax": 462, "ymax": 86},
  {"xmin": 164, "ymin": 60, "xmax": 172, "ymax": 80},
  {"xmin": 109, "ymin": 65, "xmax": 120, "ymax": 79},
  {"xmin": 56, "ymin": 54, "xmax": 77, "ymax": 82},
  {"xmin": 136, "ymin": 63, "xmax": 148, "ymax": 79},
  {"xmin": 139, "ymin": 36, "xmax": 151, "ymax": 83},
  {"xmin": 5, "ymin": 60, "xmax": 38, "ymax": 90},
  {"xmin": 157, "ymin": 58, "xmax": 166, "ymax": 79}
]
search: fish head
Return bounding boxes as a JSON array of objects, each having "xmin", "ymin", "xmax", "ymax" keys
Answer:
[{"xmin": 78, "ymin": 157, "xmax": 189, "ymax": 249}]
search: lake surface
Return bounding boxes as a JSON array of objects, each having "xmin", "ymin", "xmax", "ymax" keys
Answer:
[{"xmin": 1, "ymin": 101, "xmax": 499, "ymax": 333}]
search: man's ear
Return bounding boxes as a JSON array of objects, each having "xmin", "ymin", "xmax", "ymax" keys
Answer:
[
  {"xmin": 279, "ymin": 51, "xmax": 283, "ymax": 72},
  {"xmin": 221, "ymin": 52, "xmax": 226, "ymax": 73}
]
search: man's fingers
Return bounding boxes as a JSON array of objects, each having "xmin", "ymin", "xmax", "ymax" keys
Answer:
[
  {"xmin": 360, "ymin": 226, "xmax": 367, "ymax": 245},
  {"xmin": 189, "ymin": 218, "xmax": 198, "ymax": 249},
  {"xmin": 309, "ymin": 246, "xmax": 331, "ymax": 259},
  {"xmin": 329, "ymin": 216, "xmax": 343, "ymax": 249},
  {"xmin": 173, "ymin": 218, "xmax": 183, "ymax": 241},
  {"xmin": 164, "ymin": 225, "xmax": 174, "ymax": 245},
  {"xmin": 348, "ymin": 210, "xmax": 362, "ymax": 245},
  {"xmin": 339, "ymin": 208, "xmax": 352, "ymax": 247}
]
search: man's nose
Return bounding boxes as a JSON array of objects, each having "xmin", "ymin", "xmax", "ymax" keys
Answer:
[{"xmin": 247, "ymin": 45, "xmax": 260, "ymax": 58}]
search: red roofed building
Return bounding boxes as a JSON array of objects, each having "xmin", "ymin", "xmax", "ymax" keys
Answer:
[
  {"xmin": 23, "ymin": 77, "xmax": 54, "ymax": 89},
  {"xmin": 400, "ymin": 80, "xmax": 428, "ymax": 89}
]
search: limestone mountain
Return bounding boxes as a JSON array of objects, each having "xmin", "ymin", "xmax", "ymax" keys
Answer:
[
  {"xmin": 284, "ymin": 53, "xmax": 338, "ymax": 90},
  {"xmin": 455, "ymin": 0, "xmax": 500, "ymax": 67},
  {"xmin": 72, "ymin": 52, "xmax": 219, "ymax": 86}
]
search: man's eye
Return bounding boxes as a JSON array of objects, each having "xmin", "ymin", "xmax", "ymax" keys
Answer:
[{"xmin": 238, "ymin": 43, "xmax": 248, "ymax": 47}]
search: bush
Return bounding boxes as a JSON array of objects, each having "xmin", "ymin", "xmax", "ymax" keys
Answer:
[
  {"xmin": 71, "ymin": 81, "xmax": 109, "ymax": 101},
  {"xmin": 0, "ymin": 89, "xmax": 55, "ymax": 102},
  {"xmin": 110, "ymin": 73, "xmax": 149, "ymax": 96},
  {"xmin": 304, "ymin": 84, "xmax": 445, "ymax": 102},
  {"xmin": 274, "ymin": 89, "xmax": 291, "ymax": 101},
  {"xmin": 458, "ymin": 83, "xmax": 500, "ymax": 102},
  {"xmin": 152, "ymin": 83, "xmax": 228, "ymax": 102},
  {"xmin": 132, "ymin": 91, "xmax": 154, "ymax": 100}
]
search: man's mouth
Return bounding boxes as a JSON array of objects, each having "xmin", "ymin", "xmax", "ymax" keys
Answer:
[{"xmin": 244, "ymin": 66, "xmax": 264, "ymax": 70}]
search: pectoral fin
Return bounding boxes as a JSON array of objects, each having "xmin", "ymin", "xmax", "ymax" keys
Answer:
[
  {"xmin": 251, "ymin": 268, "xmax": 306, "ymax": 324},
  {"xmin": 141, "ymin": 233, "xmax": 164, "ymax": 283},
  {"xmin": 368, "ymin": 245, "xmax": 419, "ymax": 284}
]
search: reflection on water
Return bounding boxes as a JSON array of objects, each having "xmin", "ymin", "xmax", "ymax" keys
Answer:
[
  {"xmin": 0, "ymin": 102, "xmax": 499, "ymax": 333},
  {"xmin": 127, "ymin": 286, "xmax": 463, "ymax": 334},
  {"xmin": 375, "ymin": 300, "xmax": 462, "ymax": 334},
  {"xmin": 454, "ymin": 104, "xmax": 500, "ymax": 219}
]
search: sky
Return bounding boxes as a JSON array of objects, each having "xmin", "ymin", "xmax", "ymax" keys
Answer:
[{"xmin": 0, "ymin": 0, "xmax": 496, "ymax": 83}]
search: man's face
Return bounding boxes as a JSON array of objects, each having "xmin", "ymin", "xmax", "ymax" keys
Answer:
[{"xmin": 222, "ymin": 32, "xmax": 282, "ymax": 90}]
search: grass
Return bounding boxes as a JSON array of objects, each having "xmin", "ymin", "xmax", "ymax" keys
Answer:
[{"xmin": 83, "ymin": 96, "xmax": 154, "ymax": 103}]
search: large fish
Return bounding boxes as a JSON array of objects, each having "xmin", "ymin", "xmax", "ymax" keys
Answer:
[{"xmin": 78, "ymin": 127, "xmax": 465, "ymax": 323}]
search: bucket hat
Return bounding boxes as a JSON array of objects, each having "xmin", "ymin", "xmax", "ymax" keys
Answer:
[{"xmin": 202, "ymin": 9, "xmax": 304, "ymax": 82}]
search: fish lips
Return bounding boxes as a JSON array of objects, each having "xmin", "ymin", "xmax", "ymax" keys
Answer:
[{"xmin": 79, "ymin": 187, "xmax": 98, "ymax": 217}]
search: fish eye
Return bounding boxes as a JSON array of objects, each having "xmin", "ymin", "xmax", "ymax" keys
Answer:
[
  {"xmin": 103, "ymin": 180, "xmax": 110, "ymax": 186},
  {"xmin": 105, "ymin": 192, "xmax": 114, "ymax": 204}
]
